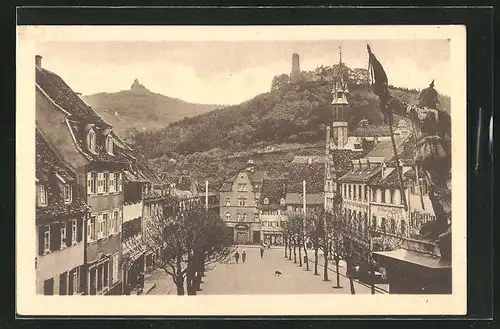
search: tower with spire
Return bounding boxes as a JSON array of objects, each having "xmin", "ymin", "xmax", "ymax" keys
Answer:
[{"xmin": 330, "ymin": 46, "xmax": 350, "ymax": 150}]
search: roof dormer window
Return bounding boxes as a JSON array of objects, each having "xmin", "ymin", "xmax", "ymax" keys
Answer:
[
  {"xmin": 37, "ymin": 184, "xmax": 47, "ymax": 207},
  {"xmin": 264, "ymin": 197, "xmax": 269, "ymax": 205},
  {"xmin": 86, "ymin": 129, "xmax": 96, "ymax": 153},
  {"xmin": 280, "ymin": 198, "xmax": 286, "ymax": 206},
  {"xmin": 63, "ymin": 184, "xmax": 72, "ymax": 204},
  {"xmin": 106, "ymin": 135, "xmax": 114, "ymax": 155}
]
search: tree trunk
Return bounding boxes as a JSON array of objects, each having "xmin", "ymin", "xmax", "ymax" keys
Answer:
[
  {"xmin": 349, "ymin": 278, "xmax": 356, "ymax": 295},
  {"xmin": 303, "ymin": 240, "xmax": 309, "ymax": 271},
  {"xmin": 284, "ymin": 236, "xmax": 288, "ymax": 258},
  {"xmin": 176, "ymin": 275, "xmax": 185, "ymax": 296},
  {"xmin": 293, "ymin": 238, "xmax": 297, "ymax": 263},
  {"xmin": 323, "ymin": 248, "xmax": 329, "ymax": 281},
  {"xmin": 298, "ymin": 234, "xmax": 303, "ymax": 267},
  {"xmin": 314, "ymin": 245, "xmax": 319, "ymax": 275},
  {"xmin": 334, "ymin": 256, "xmax": 341, "ymax": 288},
  {"xmin": 288, "ymin": 236, "xmax": 292, "ymax": 260}
]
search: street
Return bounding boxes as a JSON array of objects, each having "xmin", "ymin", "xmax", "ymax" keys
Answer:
[{"xmin": 198, "ymin": 246, "xmax": 383, "ymax": 295}]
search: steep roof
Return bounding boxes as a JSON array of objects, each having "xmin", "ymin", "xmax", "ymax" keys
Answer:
[
  {"xmin": 36, "ymin": 66, "xmax": 107, "ymax": 124},
  {"xmin": 36, "ymin": 129, "xmax": 90, "ymax": 222},
  {"xmin": 258, "ymin": 179, "xmax": 287, "ymax": 210},
  {"xmin": 365, "ymin": 134, "xmax": 411, "ymax": 160},
  {"xmin": 339, "ymin": 163, "xmax": 383, "ymax": 183},
  {"xmin": 286, "ymin": 193, "xmax": 324, "ymax": 205},
  {"xmin": 219, "ymin": 169, "xmax": 267, "ymax": 192}
]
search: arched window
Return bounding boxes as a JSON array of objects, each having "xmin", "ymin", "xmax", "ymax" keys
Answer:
[
  {"xmin": 243, "ymin": 213, "xmax": 248, "ymax": 221},
  {"xmin": 106, "ymin": 135, "xmax": 114, "ymax": 155},
  {"xmin": 264, "ymin": 198, "xmax": 269, "ymax": 205},
  {"xmin": 237, "ymin": 213, "xmax": 242, "ymax": 221},
  {"xmin": 86, "ymin": 129, "xmax": 96, "ymax": 152}
]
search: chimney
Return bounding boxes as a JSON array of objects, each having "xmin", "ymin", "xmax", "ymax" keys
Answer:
[
  {"xmin": 35, "ymin": 55, "xmax": 42, "ymax": 68},
  {"xmin": 325, "ymin": 126, "xmax": 331, "ymax": 155}
]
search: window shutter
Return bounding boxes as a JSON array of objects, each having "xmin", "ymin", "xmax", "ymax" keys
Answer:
[
  {"xmin": 86, "ymin": 173, "xmax": 92, "ymax": 194},
  {"xmin": 51, "ymin": 223, "xmax": 61, "ymax": 251},
  {"xmin": 87, "ymin": 219, "xmax": 92, "ymax": 241},
  {"xmin": 66, "ymin": 220, "xmax": 72, "ymax": 247},
  {"xmin": 38, "ymin": 226, "xmax": 45, "ymax": 256},
  {"xmin": 97, "ymin": 173, "xmax": 104, "ymax": 194},
  {"xmin": 77, "ymin": 217, "xmax": 83, "ymax": 242},
  {"xmin": 109, "ymin": 173, "xmax": 115, "ymax": 193},
  {"xmin": 118, "ymin": 173, "xmax": 122, "ymax": 192}
]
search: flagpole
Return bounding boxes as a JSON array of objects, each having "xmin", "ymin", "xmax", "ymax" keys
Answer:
[
  {"xmin": 205, "ymin": 180, "xmax": 209, "ymax": 210},
  {"xmin": 387, "ymin": 122, "xmax": 408, "ymax": 210}
]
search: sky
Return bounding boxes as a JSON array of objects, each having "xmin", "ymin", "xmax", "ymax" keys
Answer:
[{"xmin": 36, "ymin": 39, "xmax": 450, "ymax": 105}]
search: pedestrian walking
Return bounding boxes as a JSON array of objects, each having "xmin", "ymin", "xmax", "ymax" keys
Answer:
[
  {"xmin": 260, "ymin": 246, "xmax": 265, "ymax": 258},
  {"xmin": 242, "ymin": 251, "xmax": 246, "ymax": 263},
  {"xmin": 235, "ymin": 251, "xmax": 240, "ymax": 264}
]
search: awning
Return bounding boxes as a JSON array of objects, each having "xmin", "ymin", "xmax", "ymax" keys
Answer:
[{"xmin": 374, "ymin": 249, "xmax": 451, "ymax": 269}]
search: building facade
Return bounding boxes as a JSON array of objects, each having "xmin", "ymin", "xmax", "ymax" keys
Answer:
[
  {"xmin": 36, "ymin": 55, "xmax": 128, "ymax": 295},
  {"xmin": 258, "ymin": 178, "xmax": 288, "ymax": 245},
  {"xmin": 35, "ymin": 129, "xmax": 90, "ymax": 295},
  {"xmin": 219, "ymin": 160, "xmax": 266, "ymax": 244}
]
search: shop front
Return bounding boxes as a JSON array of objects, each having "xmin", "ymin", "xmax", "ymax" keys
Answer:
[
  {"xmin": 234, "ymin": 224, "xmax": 250, "ymax": 244},
  {"xmin": 262, "ymin": 227, "xmax": 284, "ymax": 245},
  {"xmin": 122, "ymin": 250, "xmax": 145, "ymax": 295}
]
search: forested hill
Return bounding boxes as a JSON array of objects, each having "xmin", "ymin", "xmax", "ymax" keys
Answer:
[
  {"xmin": 130, "ymin": 64, "xmax": 450, "ymax": 160},
  {"xmin": 84, "ymin": 79, "xmax": 218, "ymax": 138}
]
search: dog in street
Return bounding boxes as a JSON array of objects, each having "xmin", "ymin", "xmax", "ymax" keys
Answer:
[{"xmin": 274, "ymin": 270, "xmax": 282, "ymax": 276}]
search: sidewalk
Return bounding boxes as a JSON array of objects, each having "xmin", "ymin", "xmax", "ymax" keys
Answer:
[{"xmin": 143, "ymin": 268, "xmax": 178, "ymax": 295}]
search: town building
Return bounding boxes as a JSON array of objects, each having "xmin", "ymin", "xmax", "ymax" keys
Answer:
[
  {"xmin": 258, "ymin": 178, "xmax": 288, "ymax": 245},
  {"xmin": 219, "ymin": 160, "xmax": 267, "ymax": 244},
  {"xmin": 36, "ymin": 55, "xmax": 128, "ymax": 295},
  {"xmin": 285, "ymin": 162, "xmax": 325, "ymax": 214},
  {"xmin": 35, "ymin": 129, "xmax": 90, "ymax": 295}
]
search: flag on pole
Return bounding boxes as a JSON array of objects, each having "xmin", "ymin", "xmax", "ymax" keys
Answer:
[{"xmin": 367, "ymin": 44, "xmax": 392, "ymax": 124}]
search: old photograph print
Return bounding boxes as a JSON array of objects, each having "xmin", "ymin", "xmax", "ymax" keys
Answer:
[{"xmin": 17, "ymin": 25, "xmax": 466, "ymax": 316}]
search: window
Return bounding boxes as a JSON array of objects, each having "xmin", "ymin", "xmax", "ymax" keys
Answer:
[
  {"xmin": 263, "ymin": 197, "xmax": 269, "ymax": 205},
  {"xmin": 69, "ymin": 269, "xmax": 78, "ymax": 295},
  {"xmin": 364, "ymin": 186, "xmax": 368, "ymax": 201},
  {"xmin": 116, "ymin": 173, "xmax": 122, "ymax": 192},
  {"xmin": 87, "ymin": 129, "xmax": 96, "ymax": 152},
  {"xmin": 97, "ymin": 265, "xmax": 103, "ymax": 292},
  {"xmin": 110, "ymin": 210, "xmax": 119, "ymax": 234},
  {"xmin": 103, "ymin": 262, "xmax": 109, "ymax": 288},
  {"xmin": 61, "ymin": 184, "xmax": 72, "ymax": 204},
  {"xmin": 343, "ymin": 184, "xmax": 347, "ymax": 197},
  {"xmin": 106, "ymin": 135, "xmax": 114, "ymax": 155},
  {"xmin": 238, "ymin": 183, "xmax": 247, "ymax": 192},
  {"xmin": 243, "ymin": 213, "xmax": 248, "ymax": 221},
  {"xmin": 381, "ymin": 189, "xmax": 386, "ymax": 203},
  {"xmin": 390, "ymin": 218, "xmax": 396, "ymax": 233},
  {"xmin": 401, "ymin": 220, "xmax": 407, "ymax": 235},
  {"xmin": 43, "ymin": 225, "xmax": 50, "ymax": 253},
  {"xmin": 87, "ymin": 172, "xmax": 97, "ymax": 195},
  {"xmin": 88, "ymin": 215, "xmax": 96, "ymax": 241},
  {"xmin": 348, "ymin": 185, "xmax": 352, "ymax": 199},
  {"xmin": 421, "ymin": 179, "xmax": 428, "ymax": 195},
  {"xmin": 71, "ymin": 219, "xmax": 77, "ymax": 245},
  {"xmin": 254, "ymin": 197, "xmax": 259, "ymax": 206},
  {"xmin": 103, "ymin": 173, "xmax": 110, "ymax": 193},
  {"xmin": 37, "ymin": 184, "xmax": 47, "ymax": 206},
  {"xmin": 225, "ymin": 198, "xmax": 230, "ymax": 207},
  {"xmin": 237, "ymin": 198, "xmax": 247, "ymax": 206},
  {"xmin": 409, "ymin": 179, "xmax": 415, "ymax": 194},
  {"xmin": 60, "ymin": 225, "xmax": 67, "ymax": 248},
  {"xmin": 112, "ymin": 254, "xmax": 119, "ymax": 283},
  {"xmin": 353, "ymin": 185, "xmax": 357, "ymax": 200},
  {"xmin": 372, "ymin": 216, "xmax": 377, "ymax": 229},
  {"xmin": 225, "ymin": 212, "xmax": 231, "ymax": 221},
  {"xmin": 102, "ymin": 213, "xmax": 109, "ymax": 236},
  {"xmin": 381, "ymin": 218, "xmax": 387, "ymax": 232},
  {"xmin": 59, "ymin": 272, "xmax": 67, "ymax": 295},
  {"xmin": 280, "ymin": 198, "xmax": 286, "ymax": 206},
  {"xmin": 254, "ymin": 213, "xmax": 259, "ymax": 221},
  {"xmin": 237, "ymin": 213, "xmax": 242, "ymax": 221},
  {"xmin": 109, "ymin": 173, "xmax": 115, "ymax": 193},
  {"xmin": 43, "ymin": 278, "xmax": 54, "ymax": 295}
]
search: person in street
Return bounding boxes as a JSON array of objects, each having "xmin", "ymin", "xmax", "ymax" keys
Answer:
[
  {"xmin": 260, "ymin": 246, "xmax": 265, "ymax": 258},
  {"xmin": 235, "ymin": 251, "xmax": 240, "ymax": 264},
  {"xmin": 242, "ymin": 251, "xmax": 246, "ymax": 263}
]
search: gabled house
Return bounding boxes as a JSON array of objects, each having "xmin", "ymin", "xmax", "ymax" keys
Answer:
[
  {"xmin": 36, "ymin": 129, "xmax": 90, "ymax": 295},
  {"xmin": 219, "ymin": 160, "xmax": 267, "ymax": 244},
  {"xmin": 258, "ymin": 178, "xmax": 287, "ymax": 245},
  {"xmin": 35, "ymin": 55, "xmax": 128, "ymax": 295}
]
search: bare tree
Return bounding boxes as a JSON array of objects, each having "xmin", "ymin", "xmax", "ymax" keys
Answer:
[{"xmin": 127, "ymin": 197, "xmax": 234, "ymax": 296}]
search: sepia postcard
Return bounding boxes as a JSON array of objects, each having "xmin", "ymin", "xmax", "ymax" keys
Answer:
[{"xmin": 16, "ymin": 25, "xmax": 466, "ymax": 316}]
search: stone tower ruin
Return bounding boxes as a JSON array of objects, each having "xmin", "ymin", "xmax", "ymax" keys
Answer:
[{"xmin": 290, "ymin": 53, "xmax": 301, "ymax": 84}]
